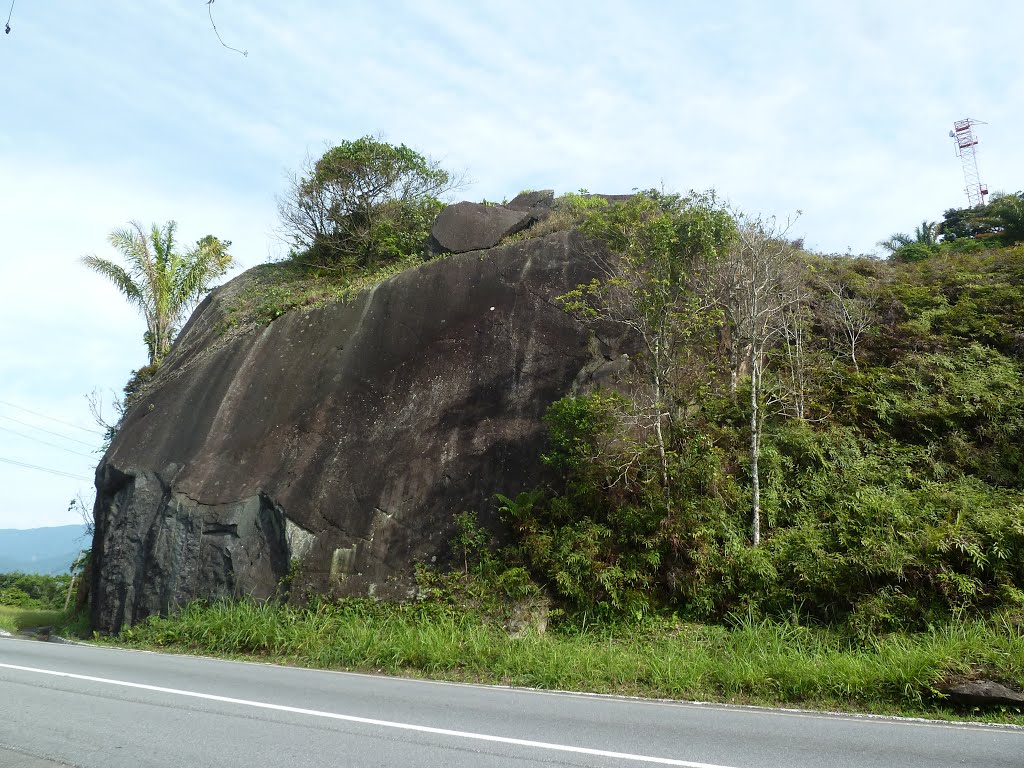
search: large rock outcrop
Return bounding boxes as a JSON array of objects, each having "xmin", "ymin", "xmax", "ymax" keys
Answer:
[{"xmin": 90, "ymin": 228, "xmax": 632, "ymax": 633}]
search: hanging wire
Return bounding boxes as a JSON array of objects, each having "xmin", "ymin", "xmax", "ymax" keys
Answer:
[
  {"xmin": 0, "ymin": 426, "xmax": 99, "ymax": 459},
  {"xmin": 5, "ymin": 0, "xmax": 14, "ymax": 35},
  {"xmin": 0, "ymin": 399, "xmax": 104, "ymax": 435},
  {"xmin": 0, "ymin": 456, "xmax": 91, "ymax": 482},
  {"xmin": 0, "ymin": 414, "xmax": 99, "ymax": 448},
  {"xmin": 207, "ymin": 0, "xmax": 247, "ymax": 57}
]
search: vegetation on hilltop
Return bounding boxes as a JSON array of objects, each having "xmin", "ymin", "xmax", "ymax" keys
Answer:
[
  {"xmin": 276, "ymin": 135, "xmax": 462, "ymax": 270},
  {"xmin": 219, "ymin": 137, "xmax": 464, "ymax": 331},
  {"xmin": 479, "ymin": 194, "xmax": 1024, "ymax": 638},
  {"xmin": 880, "ymin": 191, "xmax": 1024, "ymax": 262}
]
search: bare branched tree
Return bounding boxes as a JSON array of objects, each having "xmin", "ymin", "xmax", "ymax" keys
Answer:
[
  {"xmin": 697, "ymin": 212, "xmax": 802, "ymax": 545},
  {"xmin": 819, "ymin": 274, "xmax": 876, "ymax": 372},
  {"xmin": 776, "ymin": 263, "xmax": 813, "ymax": 420},
  {"xmin": 86, "ymin": 387, "xmax": 124, "ymax": 448}
]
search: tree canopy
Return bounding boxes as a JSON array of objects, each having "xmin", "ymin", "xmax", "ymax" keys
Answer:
[{"xmin": 277, "ymin": 136, "xmax": 462, "ymax": 270}]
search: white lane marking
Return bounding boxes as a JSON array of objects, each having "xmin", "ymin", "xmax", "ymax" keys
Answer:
[
  {"xmin": 8, "ymin": 639, "xmax": 1021, "ymax": 733},
  {"xmin": 0, "ymin": 662, "xmax": 740, "ymax": 768}
]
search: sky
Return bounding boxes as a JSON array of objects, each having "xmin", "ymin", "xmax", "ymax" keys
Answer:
[{"xmin": 1, "ymin": 0, "xmax": 1022, "ymax": 529}]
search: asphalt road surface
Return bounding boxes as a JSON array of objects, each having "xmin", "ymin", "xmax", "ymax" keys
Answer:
[{"xmin": 1, "ymin": 636, "xmax": 1020, "ymax": 767}]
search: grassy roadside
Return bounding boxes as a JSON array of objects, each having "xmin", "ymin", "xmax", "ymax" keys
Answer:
[
  {"xmin": 111, "ymin": 599, "xmax": 1024, "ymax": 723},
  {"xmin": 0, "ymin": 605, "xmax": 72, "ymax": 634}
]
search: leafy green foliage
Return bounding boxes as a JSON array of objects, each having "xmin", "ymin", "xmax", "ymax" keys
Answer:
[
  {"xmin": 498, "ymin": 219, "xmax": 1024, "ymax": 631},
  {"xmin": 940, "ymin": 192, "xmax": 1024, "ymax": 245},
  {"xmin": 500, "ymin": 394, "xmax": 673, "ymax": 619},
  {"xmin": 879, "ymin": 195, "xmax": 1024, "ymax": 262},
  {"xmin": 277, "ymin": 136, "xmax": 457, "ymax": 270},
  {"xmin": 0, "ymin": 572, "xmax": 72, "ymax": 610}
]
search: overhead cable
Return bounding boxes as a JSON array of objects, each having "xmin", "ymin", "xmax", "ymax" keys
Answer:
[
  {"xmin": 0, "ymin": 398, "xmax": 104, "ymax": 435},
  {"xmin": 0, "ymin": 414, "xmax": 99, "ymax": 448},
  {"xmin": 207, "ymin": 0, "xmax": 247, "ymax": 57},
  {"xmin": 0, "ymin": 425, "xmax": 98, "ymax": 459},
  {"xmin": 0, "ymin": 456, "xmax": 91, "ymax": 482}
]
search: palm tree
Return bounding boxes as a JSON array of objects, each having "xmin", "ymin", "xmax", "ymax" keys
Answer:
[
  {"xmin": 82, "ymin": 221, "xmax": 232, "ymax": 365},
  {"xmin": 877, "ymin": 221, "xmax": 937, "ymax": 255},
  {"xmin": 877, "ymin": 232, "xmax": 914, "ymax": 254},
  {"xmin": 913, "ymin": 220, "xmax": 937, "ymax": 246}
]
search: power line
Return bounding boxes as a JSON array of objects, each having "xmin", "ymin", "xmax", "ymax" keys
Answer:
[
  {"xmin": 0, "ymin": 425, "xmax": 98, "ymax": 459},
  {"xmin": 0, "ymin": 414, "xmax": 100, "ymax": 448},
  {"xmin": 0, "ymin": 456, "xmax": 91, "ymax": 482},
  {"xmin": 0, "ymin": 398, "xmax": 104, "ymax": 435},
  {"xmin": 207, "ymin": 0, "xmax": 247, "ymax": 57}
]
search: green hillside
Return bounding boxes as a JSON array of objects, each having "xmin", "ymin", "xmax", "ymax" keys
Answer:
[{"xmin": 493, "ymin": 192, "xmax": 1024, "ymax": 633}]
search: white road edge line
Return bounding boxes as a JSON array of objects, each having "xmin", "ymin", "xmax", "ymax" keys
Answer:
[
  {"xmin": 0, "ymin": 662, "xmax": 740, "ymax": 768},
  {"xmin": 13, "ymin": 639, "xmax": 1017, "ymax": 732}
]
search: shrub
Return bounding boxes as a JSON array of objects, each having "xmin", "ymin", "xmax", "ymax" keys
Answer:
[{"xmin": 277, "ymin": 136, "xmax": 461, "ymax": 270}]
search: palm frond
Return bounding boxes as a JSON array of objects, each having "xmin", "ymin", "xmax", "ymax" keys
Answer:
[
  {"xmin": 80, "ymin": 255, "xmax": 146, "ymax": 309},
  {"xmin": 877, "ymin": 233, "xmax": 914, "ymax": 254},
  {"xmin": 176, "ymin": 237, "xmax": 232, "ymax": 310},
  {"xmin": 914, "ymin": 221, "xmax": 937, "ymax": 246},
  {"xmin": 86, "ymin": 220, "xmax": 231, "ymax": 366}
]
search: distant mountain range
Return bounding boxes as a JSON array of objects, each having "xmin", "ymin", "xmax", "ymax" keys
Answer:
[{"xmin": 0, "ymin": 525, "xmax": 90, "ymax": 575}]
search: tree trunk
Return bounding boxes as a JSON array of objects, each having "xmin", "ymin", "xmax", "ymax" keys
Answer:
[
  {"xmin": 729, "ymin": 336, "xmax": 740, "ymax": 394},
  {"xmin": 750, "ymin": 360, "xmax": 761, "ymax": 546},
  {"xmin": 652, "ymin": 359, "xmax": 670, "ymax": 497}
]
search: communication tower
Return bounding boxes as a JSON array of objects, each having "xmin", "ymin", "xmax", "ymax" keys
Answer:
[{"xmin": 949, "ymin": 118, "xmax": 989, "ymax": 208}]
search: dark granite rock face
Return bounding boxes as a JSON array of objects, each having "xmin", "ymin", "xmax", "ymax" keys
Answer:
[
  {"xmin": 89, "ymin": 230, "xmax": 632, "ymax": 633},
  {"xmin": 92, "ymin": 465, "xmax": 289, "ymax": 631},
  {"xmin": 506, "ymin": 189, "xmax": 555, "ymax": 211},
  {"xmin": 428, "ymin": 201, "xmax": 536, "ymax": 255}
]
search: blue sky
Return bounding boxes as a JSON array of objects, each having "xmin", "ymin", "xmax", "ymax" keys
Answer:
[{"xmin": 1, "ymin": 1, "xmax": 1022, "ymax": 529}]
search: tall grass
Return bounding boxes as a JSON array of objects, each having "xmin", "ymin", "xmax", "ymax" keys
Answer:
[
  {"xmin": 0, "ymin": 605, "xmax": 70, "ymax": 633},
  {"xmin": 118, "ymin": 599, "xmax": 1024, "ymax": 718}
]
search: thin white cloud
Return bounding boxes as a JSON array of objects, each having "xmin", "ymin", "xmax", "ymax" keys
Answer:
[{"xmin": 2, "ymin": 0, "xmax": 1022, "ymax": 527}]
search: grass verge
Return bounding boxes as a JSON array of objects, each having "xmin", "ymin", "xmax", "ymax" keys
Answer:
[
  {"xmin": 113, "ymin": 599, "xmax": 1024, "ymax": 722},
  {"xmin": 0, "ymin": 605, "xmax": 72, "ymax": 634}
]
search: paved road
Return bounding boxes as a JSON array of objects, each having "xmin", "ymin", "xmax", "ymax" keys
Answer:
[{"xmin": 0, "ymin": 637, "xmax": 1020, "ymax": 767}]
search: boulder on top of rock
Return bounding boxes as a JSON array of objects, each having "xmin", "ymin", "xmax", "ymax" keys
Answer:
[
  {"xmin": 582, "ymin": 193, "xmax": 634, "ymax": 205},
  {"xmin": 506, "ymin": 189, "xmax": 555, "ymax": 211},
  {"xmin": 430, "ymin": 202, "xmax": 536, "ymax": 255}
]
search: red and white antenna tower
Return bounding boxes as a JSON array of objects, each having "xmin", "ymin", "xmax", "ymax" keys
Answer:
[{"xmin": 949, "ymin": 118, "xmax": 989, "ymax": 208}]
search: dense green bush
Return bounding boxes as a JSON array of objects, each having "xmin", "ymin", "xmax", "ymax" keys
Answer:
[
  {"xmin": 0, "ymin": 572, "xmax": 72, "ymax": 610},
  {"xmin": 277, "ymin": 136, "xmax": 457, "ymax": 270},
  {"xmin": 493, "ymin": 198, "xmax": 1024, "ymax": 631}
]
